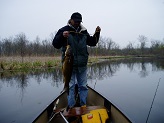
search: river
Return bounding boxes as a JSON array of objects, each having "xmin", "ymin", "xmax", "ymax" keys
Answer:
[{"xmin": 0, "ymin": 58, "xmax": 164, "ymax": 123}]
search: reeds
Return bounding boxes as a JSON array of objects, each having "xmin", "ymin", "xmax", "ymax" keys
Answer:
[{"xmin": 0, "ymin": 56, "xmax": 61, "ymax": 71}]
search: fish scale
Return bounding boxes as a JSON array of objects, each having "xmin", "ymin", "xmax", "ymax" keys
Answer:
[{"xmin": 62, "ymin": 45, "xmax": 74, "ymax": 95}]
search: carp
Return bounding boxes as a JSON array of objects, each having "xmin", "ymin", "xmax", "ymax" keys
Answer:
[{"xmin": 62, "ymin": 45, "xmax": 73, "ymax": 95}]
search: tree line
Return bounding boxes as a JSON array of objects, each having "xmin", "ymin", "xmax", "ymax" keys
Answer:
[{"xmin": 0, "ymin": 33, "xmax": 164, "ymax": 58}]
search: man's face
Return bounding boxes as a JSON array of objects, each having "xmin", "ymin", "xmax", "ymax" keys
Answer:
[{"xmin": 72, "ymin": 20, "xmax": 81, "ymax": 29}]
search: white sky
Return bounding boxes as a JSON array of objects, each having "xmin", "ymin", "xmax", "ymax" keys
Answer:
[{"xmin": 0, "ymin": 0, "xmax": 164, "ymax": 48}]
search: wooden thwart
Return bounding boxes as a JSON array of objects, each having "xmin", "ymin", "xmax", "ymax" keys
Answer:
[{"xmin": 62, "ymin": 106, "xmax": 106, "ymax": 117}]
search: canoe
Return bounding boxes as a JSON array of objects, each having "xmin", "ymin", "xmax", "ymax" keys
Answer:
[{"xmin": 32, "ymin": 86, "xmax": 132, "ymax": 123}]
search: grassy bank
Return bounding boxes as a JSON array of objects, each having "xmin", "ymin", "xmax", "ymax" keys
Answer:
[
  {"xmin": 0, "ymin": 55, "xmax": 144, "ymax": 72},
  {"xmin": 0, "ymin": 56, "xmax": 61, "ymax": 71}
]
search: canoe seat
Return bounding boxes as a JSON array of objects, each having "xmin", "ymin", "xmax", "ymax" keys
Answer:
[{"xmin": 62, "ymin": 106, "xmax": 106, "ymax": 117}]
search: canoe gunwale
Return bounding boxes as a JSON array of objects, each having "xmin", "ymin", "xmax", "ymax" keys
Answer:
[
  {"xmin": 32, "ymin": 86, "xmax": 133, "ymax": 123},
  {"xmin": 32, "ymin": 91, "xmax": 66, "ymax": 123},
  {"xmin": 88, "ymin": 86, "xmax": 133, "ymax": 123}
]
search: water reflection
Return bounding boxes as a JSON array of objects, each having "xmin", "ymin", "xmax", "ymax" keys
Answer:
[
  {"xmin": 0, "ymin": 58, "xmax": 164, "ymax": 91},
  {"xmin": 88, "ymin": 58, "xmax": 164, "ymax": 80},
  {"xmin": 0, "ymin": 68, "xmax": 63, "ymax": 91},
  {"xmin": 0, "ymin": 58, "xmax": 164, "ymax": 123},
  {"xmin": 88, "ymin": 61, "xmax": 118, "ymax": 81}
]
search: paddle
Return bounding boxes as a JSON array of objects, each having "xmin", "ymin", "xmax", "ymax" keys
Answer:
[
  {"xmin": 59, "ymin": 112, "xmax": 69, "ymax": 123},
  {"xmin": 48, "ymin": 98, "xmax": 65, "ymax": 123},
  {"xmin": 53, "ymin": 99, "xmax": 59, "ymax": 110},
  {"xmin": 48, "ymin": 108, "xmax": 66, "ymax": 123}
]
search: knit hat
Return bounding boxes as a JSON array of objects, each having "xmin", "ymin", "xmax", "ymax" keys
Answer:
[{"xmin": 71, "ymin": 12, "xmax": 82, "ymax": 22}]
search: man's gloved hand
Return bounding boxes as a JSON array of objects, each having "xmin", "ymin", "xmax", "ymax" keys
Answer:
[
  {"xmin": 95, "ymin": 26, "xmax": 101, "ymax": 32},
  {"xmin": 63, "ymin": 31, "xmax": 69, "ymax": 38}
]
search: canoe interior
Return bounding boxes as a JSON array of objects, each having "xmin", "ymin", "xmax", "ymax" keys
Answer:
[{"xmin": 32, "ymin": 86, "xmax": 132, "ymax": 123}]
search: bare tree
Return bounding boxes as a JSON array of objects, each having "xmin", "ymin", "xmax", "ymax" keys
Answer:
[
  {"xmin": 14, "ymin": 33, "xmax": 28, "ymax": 62},
  {"xmin": 106, "ymin": 38, "xmax": 115, "ymax": 50},
  {"xmin": 124, "ymin": 42, "xmax": 135, "ymax": 55},
  {"xmin": 138, "ymin": 35, "xmax": 148, "ymax": 55},
  {"xmin": 1, "ymin": 37, "xmax": 13, "ymax": 56},
  {"xmin": 1, "ymin": 32, "xmax": 163, "ymax": 57},
  {"xmin": 33, "ymin": 36, "xmax": 41, "ymax": 56},
  {"xmin": 150, "ymin": 39, "xmax": 161, "ymax": 54}
]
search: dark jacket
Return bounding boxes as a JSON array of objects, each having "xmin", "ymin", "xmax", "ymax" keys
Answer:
[{"xmin": 52, "ymin": 24, "xmax": 100, "ymax": 68}]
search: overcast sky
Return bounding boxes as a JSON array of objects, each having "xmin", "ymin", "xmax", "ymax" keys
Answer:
[{"xmin": 0, "ymin": 0, "xmax": 164, "ymax": 48}]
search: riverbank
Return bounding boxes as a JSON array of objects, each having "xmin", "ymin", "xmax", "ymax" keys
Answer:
[
  {"xmin": 0, "ymin": 56, "xmax": 60, "ymax": 71},
  {"xmin": 0, "ymin": 55, "xmax": 154, "ymax": 72}
]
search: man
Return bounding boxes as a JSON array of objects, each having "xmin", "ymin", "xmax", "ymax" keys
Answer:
[{"xmin": 52, "ymin": 12, "xmax": 101, "ymax": 108}]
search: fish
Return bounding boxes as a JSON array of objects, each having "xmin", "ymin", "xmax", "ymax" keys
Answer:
[{"xmin": 62, "ymin": 45, "xmax": 74, "ymax": 95}]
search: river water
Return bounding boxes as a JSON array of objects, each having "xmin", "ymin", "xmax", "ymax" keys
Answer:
[{"xmin": 0, "ymin": 58, "xmax": 164, "ymax": 123}]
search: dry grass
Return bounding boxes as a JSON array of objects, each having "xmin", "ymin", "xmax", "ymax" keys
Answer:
[
  {"xmin": 0, "ymin": 56, "xmax": 61, "ymax": 62},
  {"xmin": 0, "ymin": 56, "xmax": 61, "ymax": 71},
  {"xmin": 0, "ymin": 56, "xmax": 111, "ymax": 71}
]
